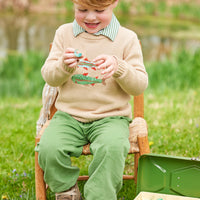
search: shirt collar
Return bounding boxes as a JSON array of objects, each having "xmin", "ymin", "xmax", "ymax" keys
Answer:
[{"xmin": 73, "ymin": 14, "xmax": 120, "ymax": 41}]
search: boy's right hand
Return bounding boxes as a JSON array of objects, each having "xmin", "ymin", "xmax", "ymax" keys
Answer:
[{"xmin": 63, "ymin": 48, "xmax": 83, "ymax": 68}]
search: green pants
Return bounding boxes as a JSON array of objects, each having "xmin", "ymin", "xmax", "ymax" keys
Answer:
[{"xmin": 37, "ymin": 111, "xmax": 131, "ymax": 200}]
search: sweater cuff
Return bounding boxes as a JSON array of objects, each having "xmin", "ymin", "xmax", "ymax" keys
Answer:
[
  {"xmin": 62, "ymin": 63, "xmax": 77, "ymax": 73},
  {"xmin": 112, "ymin": 57, "xmax": 126, "ymax": 78}
]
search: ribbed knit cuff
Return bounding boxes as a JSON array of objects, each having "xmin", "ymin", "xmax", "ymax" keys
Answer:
[
  {"xmin": 112, "ymin": 56, "xmax": 126, "ymax": 78},
  {"xmin": 62, "ymin": 63, "xmax": 77, "ymax": 73}
]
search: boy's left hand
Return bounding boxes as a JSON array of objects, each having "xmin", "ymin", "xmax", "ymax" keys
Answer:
[{"xmin": 93, "ymin": 55, "xmax": 118, "ymax": 80}]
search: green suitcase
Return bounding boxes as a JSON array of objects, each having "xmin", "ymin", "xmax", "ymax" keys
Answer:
[{"xmin": 136, "ymin": 154, "xmax": 200, "ymax": 198}]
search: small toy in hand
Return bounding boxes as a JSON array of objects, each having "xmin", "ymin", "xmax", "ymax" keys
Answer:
[
  {"xmin": 74, "ymin": 49, "xmax": 82, "ymax": 58},
  {"xmin": 72, "ymin": 50, "xmax": 105, "ymax": 86}
]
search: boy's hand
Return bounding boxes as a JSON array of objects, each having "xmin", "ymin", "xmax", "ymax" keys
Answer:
[
  {"xmin": 93, "ymin": 55, "xmax": 118, "ymax": 80},
  {"xmin": 63, "ymin": 48, "xmax": 83, "ymax": 68}
]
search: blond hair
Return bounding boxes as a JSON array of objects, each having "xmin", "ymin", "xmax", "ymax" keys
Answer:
[{"xmin": 72, "ymin": 0, "xmax": 117, "ymax": 8}]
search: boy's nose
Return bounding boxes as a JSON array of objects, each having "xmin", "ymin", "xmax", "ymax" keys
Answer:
[{"xmin": 85, "ymin": 11, "xmax": 96, "ymax": 21}]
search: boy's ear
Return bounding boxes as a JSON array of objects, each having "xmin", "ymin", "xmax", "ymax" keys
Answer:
[{"xmin": 113, "ymin": 0, "xmax": 119, "ymax": 8}]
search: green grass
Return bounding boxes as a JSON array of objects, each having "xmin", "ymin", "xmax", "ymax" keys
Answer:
[
  {"xmin": 145, "ymin": 89, "xmax": 200, "ymax": 157},
  {"xmin": 1, "ymin": 48, "xmax": 200, "ymax": 199},
  {"xmin": 0, "ymin": 98, "xmax": 40, "ymax": 200}
]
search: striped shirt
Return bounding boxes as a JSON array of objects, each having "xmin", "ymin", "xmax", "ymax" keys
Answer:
[{"xmin": 73, "ymin": 14, "xmax": 120, "ymax": 41}]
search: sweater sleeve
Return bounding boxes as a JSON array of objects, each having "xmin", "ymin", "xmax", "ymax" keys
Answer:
[
  {"xmin": 41, "ymin": 26, "xmax": 76, "ymax": 87},
  {"xmin": 112, "ymin": 33, "xmax": 148, "ymax": 96}
]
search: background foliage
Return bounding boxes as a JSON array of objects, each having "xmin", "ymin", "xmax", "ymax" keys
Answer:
[{"xmin": 1, "ymin": 49, "xmax": 200, "ymax": 98}]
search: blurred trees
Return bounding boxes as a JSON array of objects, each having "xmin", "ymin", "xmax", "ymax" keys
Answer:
[
  {"xmin": 0, "ymin": 0, "xmax": 30, "ymax": 11},
  {"xmin": 0, "ymin": 0, "xmax": 200, "ymax": 13},
  {"xmin": 0, "ymin": 0, "xmax": 65, "ymax": 12}
]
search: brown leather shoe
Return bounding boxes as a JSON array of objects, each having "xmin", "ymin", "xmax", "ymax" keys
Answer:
[{"xmin": 56, "ymin": 183, "xmax": 81, "ymax": 200}]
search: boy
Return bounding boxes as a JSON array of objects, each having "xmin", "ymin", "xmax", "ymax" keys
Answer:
[{"xmin": 37, "ymin": 0, "xmax": 148, "ymax": 199}]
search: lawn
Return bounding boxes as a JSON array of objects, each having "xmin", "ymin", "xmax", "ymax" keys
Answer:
[{"xmin": 1, "ymin": 88, "xmax": 200, "ymax": 199}]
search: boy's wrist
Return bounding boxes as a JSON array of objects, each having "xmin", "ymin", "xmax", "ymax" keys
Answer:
[{"xmin": 112, "ymin": 56, "xmax": 126, "ymax": 78}]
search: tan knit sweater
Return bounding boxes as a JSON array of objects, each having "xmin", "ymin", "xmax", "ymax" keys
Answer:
[{"xmin": 41, "ymin": 23, "xmax": 148, "ymax": 122}]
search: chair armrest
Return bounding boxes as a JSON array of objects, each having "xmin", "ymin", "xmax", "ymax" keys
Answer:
[{"xmin": 129, "ymin": 117, "xmax": 149, "ymax": 154}]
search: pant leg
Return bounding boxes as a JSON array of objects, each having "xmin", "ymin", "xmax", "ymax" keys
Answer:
[
  {"xmin": 84, "ymin": 116, "xmax": 131, "ymax": 200},
  {"xmin": 37, "ymin": 111, "xmax": 88, "ymax": 193}
]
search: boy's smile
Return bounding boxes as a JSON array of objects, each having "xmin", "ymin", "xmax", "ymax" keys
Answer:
[
  {"xmin": 74, "ymin": 1, "xmax": 118, "ymax": 34},
  {"xmin": 85, "ymin": 22, "xmax": 100, "ymax": 29}
]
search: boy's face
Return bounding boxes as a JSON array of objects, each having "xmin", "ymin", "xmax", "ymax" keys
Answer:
[{"xmin": 74, "ymin": 1, "xmax": 118, "ymax": 34}]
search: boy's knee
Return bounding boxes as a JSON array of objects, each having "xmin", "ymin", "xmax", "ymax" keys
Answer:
[
  {"xmin": 38, "ymin": 141, "xmax": 64, "ymax": 167},
  {"xmin": 94, "ymin": 140, "xmax": 129, "ymax": 158},
  {"xmin": 107, "ymin": 141, "xmax": 129, "ymax": 156}
]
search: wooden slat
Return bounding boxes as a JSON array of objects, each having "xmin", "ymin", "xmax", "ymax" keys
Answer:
[
  {"xmin": 81, "ymin": 143, "xmax": 139, "ymax": 155},
  {"xmin": 78, "ymin": 175, "xmax": 135, "ymax": 181}
]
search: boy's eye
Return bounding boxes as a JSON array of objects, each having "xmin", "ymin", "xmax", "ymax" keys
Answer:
[
  {"xmin": 95, "ymin": 9, "xmax": 105, "ymax": 13},
  {"xmin": 79, "ymin": 9, "xmax": 87, "ymax": 12}
]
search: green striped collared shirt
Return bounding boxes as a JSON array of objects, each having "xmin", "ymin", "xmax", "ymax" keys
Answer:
[{"xmin": 72, "ymin": 14, "xmax": 120, "ymax": 41}]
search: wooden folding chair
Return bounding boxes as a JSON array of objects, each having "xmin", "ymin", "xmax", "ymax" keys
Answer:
[{"xmin": 35, "ymin": 84, "xmax": 150, "ymax": 200}]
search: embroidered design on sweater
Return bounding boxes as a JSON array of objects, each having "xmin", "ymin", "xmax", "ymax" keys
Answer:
[
  {"xmin": 72, "ymin": 74, "xmax": 103, "ymax": 85},
  {"xmin": 72, "ymin": 51, "xmax": 103, "ymax": 86}
]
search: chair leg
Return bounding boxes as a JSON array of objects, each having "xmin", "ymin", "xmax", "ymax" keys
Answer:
[
  {"xmin": 135, "ymin": 136, "xmax": 150, "ymax": 183},
  {"xmin": 134, "ymin": 153, "xmax": 140, "ymax": 183},
  {"xmin": 35, "ymin": 138, "xmax": 46, "ymax": 200}
]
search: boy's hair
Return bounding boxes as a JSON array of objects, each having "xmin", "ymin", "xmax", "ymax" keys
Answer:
[{"xmin": 72, "ymin": 0, "xmax": 117, "ymax": 8}]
